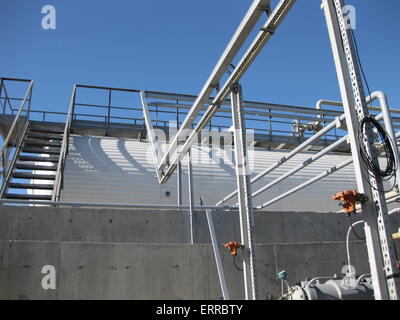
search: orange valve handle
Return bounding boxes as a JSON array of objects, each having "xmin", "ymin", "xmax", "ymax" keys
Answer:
[
  {"xmin": 224, "ymin": 242, "xmax": 242, "ymax": 256},
  {"xmin": 332, "ymin": 190, "xmax": 366, "ymax": 214}
]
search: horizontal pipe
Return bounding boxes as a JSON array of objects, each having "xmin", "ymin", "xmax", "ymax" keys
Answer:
[
  {"xmin": 0, "ymin": 199, "xmax": 238, "ymax": 211},
  {"xmin": 256, "ymin": 158, "xmax": 353, "ymax": 210},
  {"xmin": 242, "ymin": 135, "xmax": 349, "ymax": 204},
  {"xmin": 244, "ymin": 112, "xmax": 387, "ymax": 204},
  {"xmin": 216, "ymin": 113, "xmax": 346, "ymax": 206},
  {"xmin": 389, "ymin": 208, "xmax": 400, "ymax": 215}
]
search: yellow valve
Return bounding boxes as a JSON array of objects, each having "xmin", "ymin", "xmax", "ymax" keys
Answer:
[{"xmin": 393, "ymin": 228, "xmax": 400, "ymax": 240}]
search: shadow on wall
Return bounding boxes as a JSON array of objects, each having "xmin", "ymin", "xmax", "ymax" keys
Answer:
[{"xmin": 70, "ymin": 136, "xmax": 152, "ymax": 175}]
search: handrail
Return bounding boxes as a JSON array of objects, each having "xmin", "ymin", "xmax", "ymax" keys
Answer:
[
  {"xmin": 0, "ymin": 80, "xmax": 33, "ymax": 159},
  {"xmin": 0, "ymin": 120, "xmax": 30, "ymax": 198},
  {"xmin": 52, "ymin": 84, "xmax": 76, "ymax": 201}
]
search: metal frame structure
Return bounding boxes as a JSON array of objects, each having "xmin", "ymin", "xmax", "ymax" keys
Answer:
[
  {"xmin": 0, "ymin": 0, "xmax": 399, "ymax": 300},
  {"xmin": 155, "ymin": 0, "xmax": 296, "ymax": 184},
  {"xmin": 138, "ymin": 0, "xmax": 400, "ymax": 300}
]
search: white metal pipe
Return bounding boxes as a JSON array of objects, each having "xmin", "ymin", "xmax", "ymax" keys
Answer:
[
  {"xmin": 206, "ymin": 209, "xmax": 230, "ymax": 300},
  {"xmin": 216, "ymin": 113, "xmax": 346, "ymax": 206},
  {"xmin": 370, "ymin": 91, "xmax": 400, "ymax": 187},
  {"xmin": 256, "ymin": 158, "xmax": 353, "ymax": 210},
  {"xmin": 346, "ymin": 220, "xmax": 364, "ymax": 271},
  {"xmin": 220, "ymin": 90, "xmax": 397, "ymax": 206},
  {"xmin": 317, "ymin": 92, "xmax": 400, "ymax": 186},
  {"xmin": 242, "ymin": 135, "xmax": 348, "ymax": 204},
  {"xmin": 188, "ymin": 148, "xmax": 196, "ymax": 244},
  {"xmin": 389, "ymin": 208, "xmax": 400, "ymax": 215},
  {"xmin": 246, "ymin": 111, "xmax": 391, "ymax": 204}
]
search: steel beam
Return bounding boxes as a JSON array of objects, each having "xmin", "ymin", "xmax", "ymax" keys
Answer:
[
  {"xmin": 322, "ymin": 0, "xmax": 400, "ymax": 300},
  {"xmin": 157, "ymin": 0, "xmax": 296, "ymax": 184},
  {"xmin": 231, "ymin": 84, "xmax": 258, "ymax": 300}
]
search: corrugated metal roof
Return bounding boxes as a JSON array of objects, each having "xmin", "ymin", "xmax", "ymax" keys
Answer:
[{"xmin": 61, "ymin": 135, "xmax": 374, "ymax": 212}]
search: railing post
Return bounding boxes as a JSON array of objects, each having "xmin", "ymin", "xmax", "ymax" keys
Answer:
[
  {"xmin": 52, "ymin": 84, "xmax": 76, "ymax": 202},
  {"xmin": 0, "ymin": 79, "xmax": 4, "ymax": 114},
  {"xmin": 28, "ymin": 85, "xmax": 33, "ymax": 120},
  {"xmin": 107, "ymin": 89, "xmax": 112, "ymax": 130}
]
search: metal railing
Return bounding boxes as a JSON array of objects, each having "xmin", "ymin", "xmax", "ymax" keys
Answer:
[
  {"xmin": 69, "ymin": 84, "xmax": 352, "ymax": 142},
  {"xmin": 52, "ymin": 85, "xmax": 76, "ymax": 201},
  {"xmin": 54, "ymin": 83, "xmax": 400, "ymax": 148},
  {"xmin": 0, "ymin": 78, "xmax": 34, "ymax": 195}
]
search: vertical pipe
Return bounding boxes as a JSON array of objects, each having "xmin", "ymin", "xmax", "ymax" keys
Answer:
[
  {"xmin": 206, "ymin": 209, "xmax": 230, "ymax": 300},
  {"xmin": 188, "ymin": 147, "xmax": 195, "ymax": 244},
  {"xmin": 371, "ymin": 91, "xmax": 400, "ymax": 188},
  {"xmin": 177, "ymin": 106, "xmax": 182, "ymax": 207}
]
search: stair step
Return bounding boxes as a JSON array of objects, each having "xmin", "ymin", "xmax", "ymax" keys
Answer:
[
  {"xmin": 12, "ymin": 172, "xmax": 56, "ymax": 180},
  {"xmin": 27, "ymin": 132, "xmax": 63, "ymax": 140},
  {"xmin": 24, "ymin": 140, "xmax": 62, "ymax": 147},
  {"xmin": 9, "ymin": 183, "xmax": 54, "ymax": 190},
  {"xmin": 5, "ymin": 193, "xmax": 52, "ymax": 201},
  {"xmin": 22, "ymin": 148, "xmax": 61, "ymax": 155},
  {"xmin": 29, "ymin": 127, "xmax": 64, "ymax": 135},
  {"xmin": 15, "ymin": 163, "xmax": 57, "ymax": 171},
  {"xmin": 18, "ymin": 156, "xmax": 59, "ymax": 163}
]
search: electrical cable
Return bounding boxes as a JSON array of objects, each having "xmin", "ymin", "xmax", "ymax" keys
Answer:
[
  {"xmin": 233, "ymin": 255, "xmax": 243, "ymax": 272},
  {"xmin": 347, "ymin": 214, "xmax": 366, "ymax": 241},
  {"xmin": 351, "ymin": 30, "xmax": 397, "ymax": 191},
  {"xmin": 350, "ymin": 29, "xmax": 372, "ymax": 99},
  {"xmin": 357, "ymin": 115, "xmax": 397, "ymax": 192}
]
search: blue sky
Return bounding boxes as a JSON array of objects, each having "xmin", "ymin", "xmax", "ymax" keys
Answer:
[{"xmin": 1, "ymin": 0, "xmax": 399, "ymax": 116}]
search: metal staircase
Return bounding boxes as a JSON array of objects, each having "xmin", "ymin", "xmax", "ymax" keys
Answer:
[
  {"xmin": 1, "ymin": 123, "xmax": 64, "ymax": 201},
  {"xmin": 0, "ymin": 78, "xmax": 74, "ymax": 204}
]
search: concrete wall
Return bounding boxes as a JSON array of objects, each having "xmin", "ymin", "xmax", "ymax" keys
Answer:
[{"xmin": 0, "ymin": 206, "xmax": 399, "ymax": 300}]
